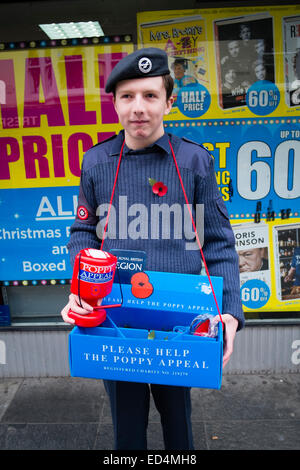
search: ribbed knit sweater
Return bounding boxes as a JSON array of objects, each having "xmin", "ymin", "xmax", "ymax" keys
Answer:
[{"xmin": 68, "ymin": 130, "xmax": 244, "ymax": 329}]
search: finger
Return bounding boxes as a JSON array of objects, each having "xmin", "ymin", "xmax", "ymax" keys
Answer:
[
  {"xmin": 222, "ymin": 329, "xmax": 235, "ymax": 367},
  {"xmin": 223, "ymin": 342, "xmax": 233, "ymax": 367},
  {"xmin": 70, "ymin": 295, "xmax": 93, "ymax": 313},
  {"xmin": 69, "ymin": 304, "xmax": 93, "ymax": 315},
  {"xmin": 61, "ymin": 305, "xmax": 75, "ymax": 325}
]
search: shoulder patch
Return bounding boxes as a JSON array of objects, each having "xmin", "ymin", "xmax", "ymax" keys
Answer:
[{"xmin": 77, "ymin": 205, "xmax": 89, "ymax": 220}]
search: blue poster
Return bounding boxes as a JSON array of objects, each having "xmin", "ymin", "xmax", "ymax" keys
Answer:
[
  {"xmin": 165, "ymin": 117, "xmax": 300, "ymax": 220},
  {"xmin": 0, "ymin": 186, "xmax": 76, "ymax": 281}
]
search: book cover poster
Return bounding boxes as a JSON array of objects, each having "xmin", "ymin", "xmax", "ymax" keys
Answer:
[
  {"xmin": 214, "ymin": 14, "xmax": 275, "ymax": 109},
  {"xmin": 273, "ymin": 224, "xmax": 300, "ymax": 301},
  {"xmin": 283, "ymin": 15, "xmax": 300, "ymax": 107},
  {"xmin": 138, "ymin": 12, "xmax": 211, "ymax": 118},
  {"xmin": 233, "ymin": 223, "xmax": 272, "ymax": 310}
]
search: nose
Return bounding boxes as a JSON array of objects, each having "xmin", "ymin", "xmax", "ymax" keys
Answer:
[{"xmin": 132, "ymin": 94, "xmax": 145, "ymax": 115}]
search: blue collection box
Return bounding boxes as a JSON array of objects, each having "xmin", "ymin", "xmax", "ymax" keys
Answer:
[{"xmin": 69, "ymin": 271, "xmax": 223, "ymax": 389}]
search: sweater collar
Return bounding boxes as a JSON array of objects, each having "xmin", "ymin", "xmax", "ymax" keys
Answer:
[{"xmin": 109, "ymin": 130, "xmax": 171, "ymax": 157}]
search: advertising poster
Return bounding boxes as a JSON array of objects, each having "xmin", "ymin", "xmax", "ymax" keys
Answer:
[
  {"xmin": 137, "ymin": 5, "xmax": 300, "ymax": 315},
  {"xmin": 0, "ymin": 40, "xmax": 134, "ymax": 282}
]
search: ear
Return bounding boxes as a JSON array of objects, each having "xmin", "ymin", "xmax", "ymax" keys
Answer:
[
  {"xmin": 164, "ymin": 96, "xmax": 174, "ymax": 115},
  {"xmin": 112, "ymin": 95, "xmax": 119, "ymax": 116}
]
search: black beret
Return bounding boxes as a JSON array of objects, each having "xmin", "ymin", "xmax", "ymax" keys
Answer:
[{"xmin": 105, "ymin": 47, "xmax": 170, "ymax": 93}]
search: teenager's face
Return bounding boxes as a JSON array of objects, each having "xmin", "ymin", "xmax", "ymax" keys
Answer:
[
  {"xmin": 225, "ymin": 68, "xmax": 236, "ymax": 84},
  {"xmin": 240, "ymin": 26, "xmax": 251, "ymax": 42},
  {"xmin": 113, "ymin": 76, "xmax": 173, "ymax": 149},
  {"xmin": 255, "ymin": 64, "xmax": 266, "ymax": 80},
  {"xmin": 255, "ymin": 40, "xmax": 265, "ymax": 55},
  {"xmin": 228, "ymin": 41, "xmax": 239, "ymax": 58}
]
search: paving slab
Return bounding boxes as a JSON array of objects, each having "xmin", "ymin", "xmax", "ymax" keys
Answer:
[
  {"xmin": 1, "ymin": 377, "xmax": 105, "ymax": 424},
  {"xmin": 0, "ymin": 422, "xmax": 99, "ymax": 450},
  {"xmin": 192, "ymin": 374, "xmax": 300, "ymax": 421},
  {"xmin": 0, "ymin": 379, "xmax": 22, "ymax": 421},
  {"xmin": 204, "ymin": 419, "xmax": 300, "ymax": 450}
]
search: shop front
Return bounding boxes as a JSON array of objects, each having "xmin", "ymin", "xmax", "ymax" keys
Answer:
[{"xmin": 0, "ymin": 2, "xmax": 299, "ymax": 378}]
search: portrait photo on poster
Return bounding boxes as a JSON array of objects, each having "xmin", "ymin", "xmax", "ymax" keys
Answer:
[
  {"xmin": 214, "ymin": 13, "xmax": 275, "ymax": 110},
  {"xmin": 273, "ymin": 223, "xmax": 300, "ymax": 301}
]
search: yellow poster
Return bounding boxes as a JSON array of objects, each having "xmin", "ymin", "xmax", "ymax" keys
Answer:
[
  {"xmin": 139, "ymin": 14, "xmax": 209, "ymax": 88},
  {"xmin": 0, "ymin": 42, "xmax": 133, "ymax": 189},
  {"xmin": 138, "ymin": 7, "xmax": 300, "ymax": 315},
  {"xmin": 138, "ymin": 5, "xmax": 300, "ymax": 121}
]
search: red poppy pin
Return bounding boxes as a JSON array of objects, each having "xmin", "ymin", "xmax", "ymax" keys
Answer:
[{"xmin": 148, "ymin": 178, "xmax": 168, "ymax": 197}]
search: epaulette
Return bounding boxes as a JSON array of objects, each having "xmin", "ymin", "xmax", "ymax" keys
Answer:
[
  {"xmin": 180, "ymin": 136, "xmax": 213, "ymax": 157},
  {"xmin": 90, "ymin": 133, "xmax": 118, "ymax": 150}
]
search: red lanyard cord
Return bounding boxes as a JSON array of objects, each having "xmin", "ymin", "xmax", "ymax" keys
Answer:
[
  {"xmin": 100, "ymin": 140, "xmax": 125, "ymax": 251},
  {"xmin": 100, "ymin": 138, "xmax": 224, "ymax": 329},
  {"xmin": 168, "ymin": 140, "xmax": 224, "ymax": 329},
  {"xmin": 98, "ymin": 140, "xmax": 125, "ymax": 310}
]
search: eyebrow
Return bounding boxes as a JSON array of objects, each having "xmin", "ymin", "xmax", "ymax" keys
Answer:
[{"xmin": 117, "ymin": 88, "xmax": 160, "ymax": 94}]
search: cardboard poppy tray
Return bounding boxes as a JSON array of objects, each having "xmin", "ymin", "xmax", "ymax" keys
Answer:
[{"xmin": 69, "ymin": 271, "xmax": 224, "ymax": 389}]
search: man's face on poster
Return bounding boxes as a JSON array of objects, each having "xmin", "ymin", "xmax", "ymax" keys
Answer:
[
  {"xmin": 224, "ymin": 68, "xmax": 236, "ymax": 84},
  {"xmin": 174, "ymin": 64, "xmax": 185, "ymax": 80},
  {"xmin": 240, "ymin": 25, "xmax": 251, "ymax": 42},
  {"xmin": 238, "ymin": 248, "xmax": 264, "ymax": 272},
  {"xmin": 254, "ymin": 63, "xmax": 266, "ymax": 80},
  {"xmin": 255, "ymin": 39, "xmax": 265, "ymax": 55},
  {"xmin": 228, "ymin": 40, "xmax": 239, "ymax": 58}
]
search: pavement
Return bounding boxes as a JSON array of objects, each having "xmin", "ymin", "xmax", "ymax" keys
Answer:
[{"xmin": 0, "ymin": 373, "xmax": 299, "ymax": 451}]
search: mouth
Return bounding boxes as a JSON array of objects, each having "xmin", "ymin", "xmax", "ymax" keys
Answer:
[{"xmin": 130, "ymin": 120, "xmax": 148, "ymax": 125}]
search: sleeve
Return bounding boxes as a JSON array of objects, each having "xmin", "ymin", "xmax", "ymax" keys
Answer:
[
  {"xmin": 195, "ymin": 154, "xmax": 245, "ymax": 330},
  {"xmin": 67, "ymin": 167, "xmax": 101, "ymax": 267}
]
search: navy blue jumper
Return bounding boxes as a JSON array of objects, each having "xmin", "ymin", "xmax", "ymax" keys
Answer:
[{"xmin": 67, "ymin": 130, "xmax": 244, "ymax": 450}]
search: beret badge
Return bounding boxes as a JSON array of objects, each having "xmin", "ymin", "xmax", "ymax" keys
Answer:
[{"xmin": 138, "ymin": 57, "xmax": 152, "ymax": 74}]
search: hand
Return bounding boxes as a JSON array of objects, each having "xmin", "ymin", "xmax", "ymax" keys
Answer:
[
  {"xmin": 61, "ymin": 293, "xmax": 93, "ymax": 325},
  {"xmin": 214, "ymin": 314, "xmax": 239, "ymax": 368},
  {"xmin": 285, "ymin": 268, "xmax": 295, "ymax": 283}
]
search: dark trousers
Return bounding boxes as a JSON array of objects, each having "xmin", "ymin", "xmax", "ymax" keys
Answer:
[{"xmin": 104, "ymin": 379, "xmax": 194, "ymax": 450}]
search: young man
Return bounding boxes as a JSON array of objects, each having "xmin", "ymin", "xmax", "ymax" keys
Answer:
[{"xmin": 61, "ymin": 48, "xmax": 244, "ymax": 450}]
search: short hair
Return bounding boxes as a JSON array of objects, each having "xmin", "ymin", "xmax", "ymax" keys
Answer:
[{"xmin": 162, "ymin": 73, "xmax": 174, "ymax": 101}]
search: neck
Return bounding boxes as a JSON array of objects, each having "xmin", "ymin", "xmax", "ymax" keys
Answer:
[{"xmin": 124, "ymin": 127, "xmax": 165, "ymax": 150}]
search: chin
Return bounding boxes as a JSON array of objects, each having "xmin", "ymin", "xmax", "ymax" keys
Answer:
[{"xmin": 134, "ymin": 131, "xmax": 148, "ymax": 139}]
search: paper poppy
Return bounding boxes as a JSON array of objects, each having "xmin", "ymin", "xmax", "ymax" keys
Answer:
[
  {"xmin": 131, "ymin": 272, "xmax": 154, "ymax": 299},
  {"xmin": 131, "ymin": 272, "xmax": 149, "ymax": 284},
  {"xmin": 148, "ymin": 177, "xmax": 168, "ymax": 197}
]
